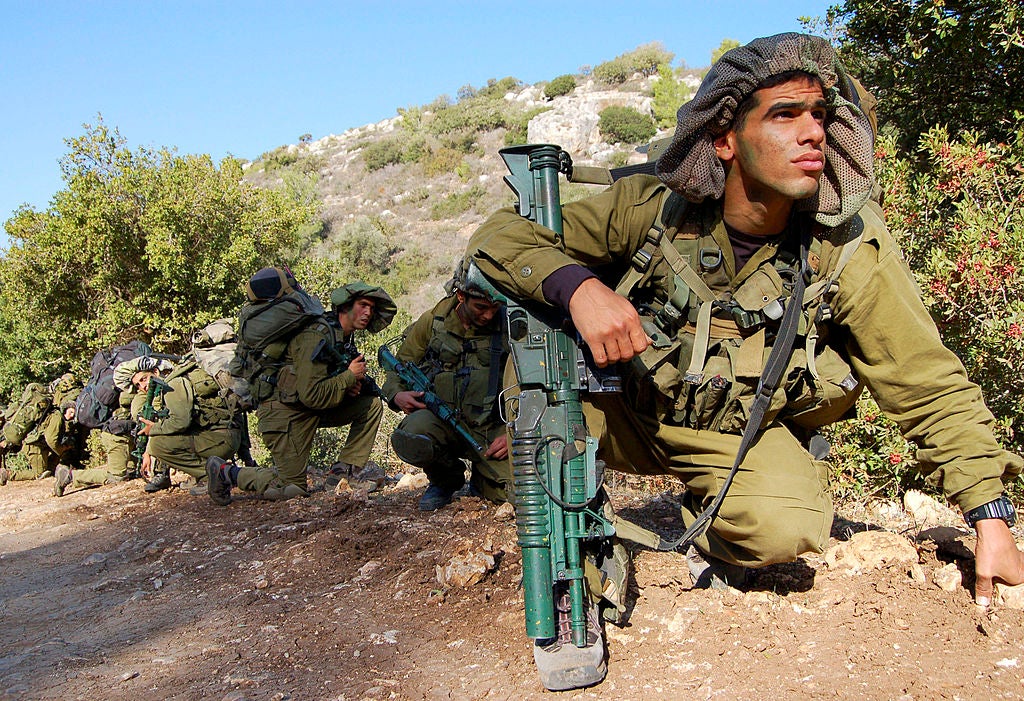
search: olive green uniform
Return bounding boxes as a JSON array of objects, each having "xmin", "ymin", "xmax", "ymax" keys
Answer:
[
  {"xmin": 72, "ymin": 395, "xmax": 137, "ymax": 489},
  {"xmin": 382, "ymin": 297, "xmax": 513, "ymax": 503},
  {"xmin": 13, "ymin": 410, "xmax": 68, "ymax": 480},
  {"xmin": 143, "ymin": 365, "xmax": 241, "ymax": 481},
  {"xmin": 236, "ymin": 320, "xmax": 383, "ymax": 495},
  {"xmin": 470, "ymin": 174, "xmax": 1022, "ymax": 567}
]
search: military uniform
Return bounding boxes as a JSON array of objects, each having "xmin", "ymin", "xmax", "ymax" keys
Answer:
[
  {"xmin": 383, "ymin": 296, "xmax": 512, "ymax": 503},
  {"xmin": 469, "ymin": 173, "xmax": 1023, "ymax": 567},
  {"xmin": 234, "ymin": 319, "xmax": 383, "ymax": 496},
  {"xmin": 141, "ymin": 361, "xmax": 241, "ymax": 482},
  {"xmin": 72, "ymin": 392, "xmax": 137, "ymax": 489},
  {"xmin": 14, "ymin": 409, "xmax": 69, "ymax": 480}
]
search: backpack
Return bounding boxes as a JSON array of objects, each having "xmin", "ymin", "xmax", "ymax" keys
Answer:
[
  {"xmin": 2, "ymin": 383, "xmax": 53, "ymax": 447},
  {"xmin": 75, "ymin": 340, "xmax": 152, "ymax": 430},
  {"xmin": 192, "ymin": 319, "xmax": 253, "ymax": 412},
  {"xmin": 228, "ymin": 287, "xmax": 326, "ymax": 408}
]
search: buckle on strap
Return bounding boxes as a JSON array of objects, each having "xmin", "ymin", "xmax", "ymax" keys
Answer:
[{"xmin": 630, "ymin": 228, "xmax": 662, "ymax": 273}]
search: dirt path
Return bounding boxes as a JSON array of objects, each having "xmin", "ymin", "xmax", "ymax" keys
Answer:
[{"xmin": 1, "ymin": 474, "xmax": 1022, "ymax": 700}]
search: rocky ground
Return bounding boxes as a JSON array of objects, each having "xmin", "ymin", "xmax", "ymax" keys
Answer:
[{"xmin": 1, "ymin": 470, "xmax": 1023, "ymax": 701}]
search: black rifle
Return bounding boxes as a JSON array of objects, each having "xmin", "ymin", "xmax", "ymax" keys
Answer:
[
  {"xmin": 311, "ymin": 334, "xmax": 383, "ymax": 398},
  {"xmin": 377, "ymin": 345, "xmax": 488, "ymax": 461}
]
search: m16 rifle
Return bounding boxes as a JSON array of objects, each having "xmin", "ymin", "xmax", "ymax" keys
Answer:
[
  {"xmin": 131, "ymin": 377, "xmax": 172, "ymax": 465},
  {"xmin": 474, "ymin": 144, "xmax": 620, "ymax": 691},
  {"xmin": 312, "ymin": 327, "xmax": 384, "ymax": 398},
  {"xmin": 377, "ymin": 345, "xmax": 489, "ymax": 462}
]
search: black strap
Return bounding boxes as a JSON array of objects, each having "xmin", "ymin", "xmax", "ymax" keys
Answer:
[{"xmin": 657, "ymin": 232, "xmax": 813, "ymax": 551}]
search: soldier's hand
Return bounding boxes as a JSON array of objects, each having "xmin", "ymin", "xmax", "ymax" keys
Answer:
[
  {"xmin": 140, "ymin": 453, "xmax": 152, "ymax": 479},
  {"xmin": 484, "ymin": 434, "xmax": 508, "ymax": 460},
  {"xmin": 138, "ymin": 418, "xmax": 154, "ymax": 436},
  {"xmin": 394, "ymin": 390, "xmax": 427, "ymax": 414},
  {"xmin": 348, "ymin": 353, "xmax": 368, "ymax": 380},
  {"xmin": 568, "ymin": 278, "xmax": 651, "ymax": 367},
  {"xmin": 347, "ymin": 380, "xmax": 363, "ymax": 397},
  {"xmin": 973, "ymin": 518, "xmax": 1024, "ymax": 607}
]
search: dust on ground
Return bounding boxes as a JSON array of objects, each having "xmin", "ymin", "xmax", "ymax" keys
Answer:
[{"xmin": 1, "ymin": 470, "xmax": 1022, "ymax": 701}]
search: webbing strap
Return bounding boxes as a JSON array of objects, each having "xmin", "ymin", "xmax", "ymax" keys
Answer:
[
  {"xmin": 652, "ymin": 232, "xmax": 812, "ymax": 552},
  {"xmin": 683, "ymin": 301, "xmax": 713, "ymax": 384},
  {"xmin": 660, "ymin": 238, "xmax": 717, "ymax": 304}
]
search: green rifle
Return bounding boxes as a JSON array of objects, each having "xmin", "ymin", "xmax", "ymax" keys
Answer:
[
  {"xmin": 377, "ymin": 345, "xmax": 488, "ymax": 461},
  {"xmin": 312, "ymin": 329, "xmax": 384, "ymax": 398},
  {"xmin": 478, "ymin": 144, "xmax": 618, "ymax": 691},
  {"xmin": 131, "ymin": 377, "xmax": 172, "ymax": 464}
]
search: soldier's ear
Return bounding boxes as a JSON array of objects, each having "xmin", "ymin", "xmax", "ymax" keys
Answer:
[{"xmin": 714, "ymin": 132, "xmax": 736, "ymax": 162}]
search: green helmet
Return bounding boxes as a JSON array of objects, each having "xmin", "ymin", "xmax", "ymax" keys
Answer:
[
  {"xmin": 446, "ymin": 258, "xmax": 506, "ymax": 304},
  {"xmin": 329, "ymin": 281, "xmax": 397, "ymax": 333}
]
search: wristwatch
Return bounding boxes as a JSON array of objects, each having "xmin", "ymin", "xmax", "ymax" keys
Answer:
[{"xmin": 964, "ymin": 494, "xmax": 1017, "ymax": 528}]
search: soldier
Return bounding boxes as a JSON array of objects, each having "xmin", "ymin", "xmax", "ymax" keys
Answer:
[
  {"xmin": 3, "ymin": 392, "xmax": 73, "ymax": 485},
  {"xmin": 468, "ymin": 33, "xmax": 1023, "ymax": 604},
  {"xmin": 95, "ymin": 355, "xmax": 242, "ymax": 496},
  {"xmin": 207, "ymin": 279, "xmax": 396, "ymax": 505},
  {"xmin": 382, "ymin": 262, "xmax": 513, "ymax": 510}
]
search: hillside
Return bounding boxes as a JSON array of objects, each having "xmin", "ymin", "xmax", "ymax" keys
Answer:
[{"xmin": 242, "ymin": 67, "xmax": 698, "ymax": 318}]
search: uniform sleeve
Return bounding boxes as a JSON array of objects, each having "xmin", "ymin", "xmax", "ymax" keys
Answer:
[
  {"xmin": 381, "ymin": 309, "xmax": 434, "ymax": 403},
  {"xmin": 148, "ymin": 377, "xmax": 194, "ymax": 436},
  {"xmin": 468, "ymin": 174, "xmax": 667, "ymax": 303},
  {"xmin": 832, "ymin": 219, "xmax": 1023, "ymax": 513},
  {"xmin": 292, "ymin": 328, "xmax": 358, "ymax": 411},
  {"xmin": 42, "ymin": 412, "xmax": 66, "ymax": 454}
]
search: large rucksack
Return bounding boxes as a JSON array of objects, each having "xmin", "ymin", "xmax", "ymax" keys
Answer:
[
  {"xmin": 192, "ymin": 319, "xmax": 253, "ymax": 412},
  {"xmin": 228, "ymin": 273, "xmax": 326, "ymax": 408},
  {"xmin": 2, "ymin": 383, "xmax": 53, "ymax": 447},
  {"xmin": 75, "ymin": 340, "xmax": 152, "ymax": 431}
]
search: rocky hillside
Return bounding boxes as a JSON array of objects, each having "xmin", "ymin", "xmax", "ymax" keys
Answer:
[{"xmin": 244, "ymin": 69, "xmax": 702, "ymax": 317}]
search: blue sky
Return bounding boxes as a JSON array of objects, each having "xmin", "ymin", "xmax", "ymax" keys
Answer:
[{"xmin": 0, "ymin": 0, "xmax": 835, "ymax": 239}]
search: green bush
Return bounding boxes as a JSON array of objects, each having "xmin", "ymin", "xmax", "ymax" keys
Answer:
[
  {"xmin": 430, "ymin": 185, "xmax": 487, "ymax": 220},
  {"xmin": 594, "ymin": 42, "xmax": 673, "ymax": 84},
  {"xmin": 598, "ymin": 106, "xmax": 656, "ymax": 143},
  {"xmin": 544, "ymin": 74, "xmax": 577, "ymax": 99},
  {"xmin": 362, "ymin": 138, "xmax": 406, "ymax": 171},
  {"xmin": 651, "ymin": 64, "xmax": 692, "ymax": 128}
]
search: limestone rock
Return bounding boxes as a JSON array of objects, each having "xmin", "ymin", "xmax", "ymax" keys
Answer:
[
  {"xmin": 932, "ymin": 562, "xmax": 963, "ymax": 592},
  {"xmin": 995, "ymin": 583, "xmax": 1024, "ymax": 609},
  {"xmin": 396, "ymin": 472, "xmax": 429, "ymax": 491},
  {"xmin": 824, "ymin": 530, "xmax": 918, "ymax": 573},
  {"xmin": 436, "ymin": 539, "xmax": 499, "ymax": 588},
  {"xmin": 904, "ymin": 490, "xmax": 960, "ymax": 528}
]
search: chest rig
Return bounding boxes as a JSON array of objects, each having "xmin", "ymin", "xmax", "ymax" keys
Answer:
[
  {"xmin": 616, "ymin": 192, "xmax": 864, "ymax": 433},
  {"xmin": 421, "ymin": 304, "xmax": 508, "ymax": 428}
]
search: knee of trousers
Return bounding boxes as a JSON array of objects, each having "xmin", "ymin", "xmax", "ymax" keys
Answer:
[
  {"xmin": 728, "ymin": 499, "xmax": 833, "ymax": 567},
  {"xmin": 391, "ymin": 429, "xmax": 437, "ymax": 467}
]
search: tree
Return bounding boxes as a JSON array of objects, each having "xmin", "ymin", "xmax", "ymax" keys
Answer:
[
  {"xmin": 651, "ymin": 64, "xmax": 694, "ymax": 127},
  {"xmin": 0, "ymin": 119, "xmax": 319, "ymax": 394},
  {"xmin": 829, "ymin": 0, "xmax": 1024, "ymax": 150},
  {"xmin": 711, "ymin": 39, "xmax": 740, "ymax": 66}
]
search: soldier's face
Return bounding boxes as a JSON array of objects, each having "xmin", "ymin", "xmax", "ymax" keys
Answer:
[
  {"xmin": 339, "ymin": 298, "xmax": 376, "ymax": 333},
  {"xmin": 133, "ymin": 372, "xmax": 151, "ymax": 393},
  {"xmin": 456, "ymin": 292, "xmax": 501, "ymax": 327},
  {"xmin": 715, "ymin": 77, "xmax": 827, "ymax": 206}
]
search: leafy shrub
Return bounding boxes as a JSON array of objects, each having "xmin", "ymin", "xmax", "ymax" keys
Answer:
[
  {"xmin": 544, "ymin": 74, "xmax": 576, "ymax": 99},
  {"xmin": 593, "ymin": 42, "xmax": 673, "ymax": 84},
  {"xmin": 651, "ymin": 64, "xmax": 692, "ymax": 128},
  {"xmin": 362, "ymin": 138, "xmax": 406, "ymax": 171},
  {"xmin": 598, "ymin": 106, "xmax": 656, "ymax": 143},
  {"xmin": 430, "ymin": 185, "xmax": 487, "ymax": 220},
  {"xmin": 477, "ymin": 76, "xmax": 522, "ymax": 99},
  {"xmin": 423, "ymin": 146, "xmax": 464, "ymax": 177}
]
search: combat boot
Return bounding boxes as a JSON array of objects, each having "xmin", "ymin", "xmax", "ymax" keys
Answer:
[
  {"xmin": 53, "ymin": 465, "xmax": 73, "ymax": 497},
  {"xmin": 418, "ymin": 483, "xmax": 459, "ymax": 511},
  {"xmin": 261, "ymin": 483, "xmax": 308, "ymax": 501},
  {"xmin": 144, "ymin": 460, "xmax": 172, "ymax": 493},
  {"xmin": 685, "ymin": 545, "xmax": 750, "ymax": 590},
  {"xmin": 206, "ymin": 456, "xmax": 233, "ymax": 506},
  {"xmin": 0, "ymin": 466, "xmax": 9, "ymax": 486}
]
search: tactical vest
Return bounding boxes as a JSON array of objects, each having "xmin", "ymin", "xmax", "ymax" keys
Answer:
[
  {"xmin": 420, "ymin": 303, "xmax": 507, "ymax": 428},
  {"xmin": 619, "ymin": 192, "xmax": 866, "ymax": 433},
  {"xmin": 165, "ymin": 361, "xmax": 236, "ymax": 431}
]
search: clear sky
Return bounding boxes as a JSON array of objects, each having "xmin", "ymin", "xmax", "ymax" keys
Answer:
[{"xmin": 0, "ymin": 0, "xmax": 835, "ymax": 238}]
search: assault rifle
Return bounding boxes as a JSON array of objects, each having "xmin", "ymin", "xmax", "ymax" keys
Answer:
[
  {"xmin": 311, "ymin": 334, "xmax": 383, "ymax": 398},
  {"xmin": 131, "ymin": 377, "xmax": 172, "ymax": 465},
  {"xmin": 474, "ymin": 144, "xmax": 619, "ymax": 691},
  {"xmin": 377, "ymin": 345, "xmax": 488, "ymax": 461}
]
